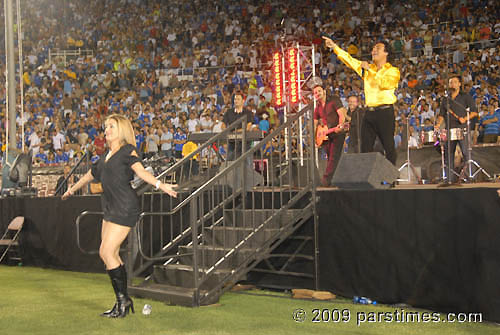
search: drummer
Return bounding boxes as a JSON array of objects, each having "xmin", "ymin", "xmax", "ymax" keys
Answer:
[{"xmin": 435, "ymin": 74, "xmax": 478, "ymax": 182}]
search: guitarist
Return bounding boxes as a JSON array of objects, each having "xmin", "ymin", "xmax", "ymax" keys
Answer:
[
  {"xmin": 435, "ymin": 74, "xmax": 477, "ymax": 182},
  {"xmin": 312, "ymin": 78, "xmax": 347, "ymax": 187}
]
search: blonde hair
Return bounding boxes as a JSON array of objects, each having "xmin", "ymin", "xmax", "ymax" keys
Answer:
[{"xmin": 105, "ymin": 114, "xmax": 136, "ymax": 147}]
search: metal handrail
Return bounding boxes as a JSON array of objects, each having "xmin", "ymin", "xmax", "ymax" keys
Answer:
[
  {"xmin": 155, "ymin": 115, "xmax": 249, "ymax": 181},
  {"xmin": 132, "ymin": 114, "xmax": 249, "ymax": 195},
  {"xmin": 156, "ymin": 104, "xmax": 313, "ymax": 217},
  {"xmin": 134, "ymin": 190, "xmax": 236, "ymax": 263},
  {"xmin": 75, "ymin": 210, "xmax": 128, "ymax": 255},
  {"xmin": 130, "ymin": 100, "xmax": 318, "ymax": 304},
  {"xmin": 75, "ymin": 210, "xmax": 102, "ymax": 255},
  {"xmin": 134, "ymin": 103, "xmax": 314, "ymax": 263},
  {"xmin": 135, "ymin": 212, "xmax": 195, "ymax": 262},
  {"xmin": 55, "ymin": 151, "xmax": 89, "ymax": 196}
]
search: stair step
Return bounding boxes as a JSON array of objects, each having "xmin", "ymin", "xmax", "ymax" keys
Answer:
[
  {"xmin": 178, "ymin": 245, "xmax": 257, "ymax": 269},
  {"xmin": 152, "ymin": 264, "xmax": 238, "ymax": 290},
  {"xmin": 128, "ymin": 280, "xmax": 217, "ymax": 307},
  {"xmin": 223, "ymin": 209, "xmax": 304, "ymax": 229},
  {"xmin": 202, "ymin": 226, "xmax": 280, "ymax": 249},
  {"xmin": 243, "ymin": 191, "xmax": 304, "ymax": 209},
  {"xmin": 130, "ymin": 199, "xmax": 314, "ymax": 307}
]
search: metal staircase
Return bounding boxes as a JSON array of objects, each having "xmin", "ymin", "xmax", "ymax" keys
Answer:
[{"xmin": 126, "ymin": 105, "xmax": 319, "ymax": 307}]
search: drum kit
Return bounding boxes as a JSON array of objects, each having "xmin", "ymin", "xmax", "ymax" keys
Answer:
[
  {"xmin": 421, "ymin": 126, "xmax": 466, "ymax": 182},
  {"xmin": 420, "ymin": 113, "xmax": 491, "ymax": 183},
  {"xmin": 420, "ymin": 127, "xmax": 464, "ymax": 146}
]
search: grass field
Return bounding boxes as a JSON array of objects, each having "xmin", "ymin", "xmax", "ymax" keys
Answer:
[{"xmin": 0, "ymin": 266, "xmax": 498, "ymax": 335}]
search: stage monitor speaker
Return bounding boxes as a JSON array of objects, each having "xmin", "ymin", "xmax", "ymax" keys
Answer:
[{"xmin": 332, "ymin": 153, "xmax": 398, "ymax": 189}]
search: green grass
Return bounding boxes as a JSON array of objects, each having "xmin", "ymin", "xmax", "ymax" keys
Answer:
[{"xmin": 0, "ymin": 266, "xmax": 498, "ymax": 335}]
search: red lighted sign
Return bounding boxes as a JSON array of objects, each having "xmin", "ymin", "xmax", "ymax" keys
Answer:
[
  {"xmin": 273, "ymin": 52, "xmax": 283, "ymax": 106},
  {"xmin": 288, "ymin": 48, "xmax": 298, "ymax": 104}
]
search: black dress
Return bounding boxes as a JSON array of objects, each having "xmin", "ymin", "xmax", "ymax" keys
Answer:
[{"xmin": 91, "ymin": 144, "xmax": 141, "ymax": 227}]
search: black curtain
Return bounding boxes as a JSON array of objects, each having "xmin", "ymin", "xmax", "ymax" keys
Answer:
[
  {"xmin": 318, "ymin": 188, "xmax": 500, "ymax": 322},
  {"xmin": 0, "ymin": 196, "xmax": 104, "ymax": 272}
]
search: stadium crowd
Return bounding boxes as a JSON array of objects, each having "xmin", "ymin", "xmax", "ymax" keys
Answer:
[{"xmin": 0, "ymin": 0, "xmax": 498, "ymax": 167}]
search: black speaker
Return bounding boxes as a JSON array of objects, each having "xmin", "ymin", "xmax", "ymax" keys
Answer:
[{"xmin": 331, "ymin": 153, "xmax": 399, "ymax": 189}]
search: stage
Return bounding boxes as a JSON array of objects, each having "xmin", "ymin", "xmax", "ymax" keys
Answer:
[
  {"xmin": 1, "ymin": 183, "xmax": 500, "ymax": 322},
  {"xmin": 316, "ymin": 183, "xmax": 500, "ymax": 324}
]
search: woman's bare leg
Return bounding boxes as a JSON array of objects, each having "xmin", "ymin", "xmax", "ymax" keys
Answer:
[{"xmin": 99, "ymin": 220, "xmax": 131, "ymax": 270}]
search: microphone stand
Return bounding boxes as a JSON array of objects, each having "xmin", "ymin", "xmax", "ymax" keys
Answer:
[
  {"xmin": 356, "ymin": 107, "xmax": 361, "ymax": 154},
  {"xmin": 438, "ymin": 89, "xmax": 461, "ymax": 187},
  {"xmin": 438, "ymin": 46, "xmax": 455, "ymax": 187},
  {"xmin": 397, "ymin": 103, "xmax": 421, "ymax": 184},
  {"xmin": 459, "ymin": 110, "xmax": 491, "ymax": 181}
]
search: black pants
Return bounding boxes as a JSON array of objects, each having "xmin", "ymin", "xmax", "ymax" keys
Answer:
[
  {"xmin": 227, "ymin": 141, "xmax": 253, "ymax": 162},
  {"xmin": 361, "ymin": 106, "xmax": 397, "ymax": 165},
  {"xmin": 348, "ymin": 125, "xmax": 361, "ymax": 154},
  {"xmin": 444, "ymin": 137, "xmax": 470, "ymax": 182}
]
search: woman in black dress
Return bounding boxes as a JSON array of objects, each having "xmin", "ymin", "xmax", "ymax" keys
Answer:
[{"xmin": 62, "ymin": 114, "xmax": 177, "ymax": 318}]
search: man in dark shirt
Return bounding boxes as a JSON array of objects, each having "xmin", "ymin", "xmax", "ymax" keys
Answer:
[
  {"xmin": 436, "ymin": 74, "xmax": 477, "ymax": 182},
  {"xmin": 65, "ymin": 122, "xmax": 80, "ymax": 151},
  {"xmin": 346, "ymin": 94, "xmax": 365, "ymax": 153},
  {"xmin": 222, "ymin": 91, "xmax": 253, "ymax": 161},
  {"xmin": 55, "ymin": 164, "xmax": 79, "ymax": 196},
  {"xmin": 312, "ymin": 79, "xmax": 347, "ymax": 187}
]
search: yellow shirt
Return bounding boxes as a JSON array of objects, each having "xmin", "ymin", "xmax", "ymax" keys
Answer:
[
  {"xmin": 64, "ymin": 69, "xmax": 77, "ymax": 80},
  {"xmin": 23, "ymin": 72, "xmax": 31, "ymax": 85},
  {"xmin": 333, "ymin": 45, "xmax": 400, "ymax": 107},
  {"xmin": 182, "ymin": 141, "xmax": 199, "ymax": 160}
]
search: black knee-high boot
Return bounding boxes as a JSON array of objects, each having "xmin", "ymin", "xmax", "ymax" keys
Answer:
[
  {"xmin": 100, "ymin": 268, "xmax": 120, "ymax": 317},
  {"xmin": 102, "ymin": 264, "xmax": 134, "ymax": 318}
]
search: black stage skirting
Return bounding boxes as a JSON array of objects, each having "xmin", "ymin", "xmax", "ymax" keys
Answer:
[
  {"xmin": 0, "ymin": 196, "xmax": 104, "ymax": 272},
  {"xmin": 1, "ymin": 187, "xmax": 500, "ymax": 322},
  {"xmin": 317, "ymin": 187, "xmax": 500, "ymax": 323}
]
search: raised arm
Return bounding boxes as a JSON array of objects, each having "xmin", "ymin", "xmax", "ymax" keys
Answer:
[
  {"xmin": 323, "ymin": 36, "xmax": 363, "ymax": 77},
  {"xmin": 130, "ymin": 151, "xmax": 177, "ymax": 198},
  {"xmin": 62, "ymin": 169, "xmax": 94, "ymax": 200}
]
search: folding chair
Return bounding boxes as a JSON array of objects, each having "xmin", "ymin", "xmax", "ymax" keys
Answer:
[{"xmin": 0, "ymin": 216, "xmax": 24, "ymax": 264}]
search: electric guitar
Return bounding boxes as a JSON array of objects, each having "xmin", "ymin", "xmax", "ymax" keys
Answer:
[{"xmin": 315, "ymin": 123, "xmax": 350, "ymax": 147}]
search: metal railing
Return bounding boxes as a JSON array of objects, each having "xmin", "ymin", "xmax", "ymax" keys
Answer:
[
  {"xmin": 132, "ymin": 103, "xmax": 318, "ymax": 305},
  {"xmin": 129, "ymin": 116, "xmax": 251, "ymax": 275},
  {"xmin": 48, "ymin": 48, "xmax": 94, "ymax": 66}
]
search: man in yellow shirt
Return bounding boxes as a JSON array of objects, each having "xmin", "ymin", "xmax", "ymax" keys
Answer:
[
  {"xmin": 182, "ymin": 140, "xmax": 199, "ymax": 177},
  {"xmin": 323, "ymin": 37, "xmax": 400, "ymax": 165}
]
